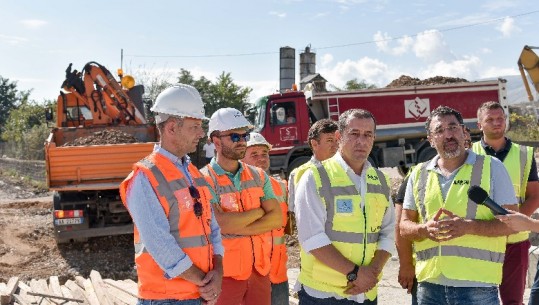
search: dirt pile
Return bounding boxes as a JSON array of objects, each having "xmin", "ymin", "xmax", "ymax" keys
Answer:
[
  {"xmin": 386, "ymin": 75, "xmax": 469, "ymax": 88},
  {"xmin": 62, "ymin": 129, "xmax": 138, "ymax": 146}
]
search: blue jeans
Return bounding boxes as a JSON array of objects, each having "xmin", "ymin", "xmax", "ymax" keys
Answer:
[
  {"xmin": 417, "ymin": 282, "xmax": 499, "ymax": 305},
  {"xmin": 529, "ymin": 257, "xmax": 539, "ymax": 305},
  {"xmin": 137, "ymin": 299, "xmax": 202, "ymax": 305},
  {"xmin": 298, "ymin": 287, "xmax": 377, "ymax": 304},
  {"xmin": 271, "ymin": 281, "xmax": 289, "ymax": 305}
]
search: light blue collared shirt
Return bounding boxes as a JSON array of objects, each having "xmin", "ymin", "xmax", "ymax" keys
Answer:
[{"xmin": 126, "ymin": 145, "xmax": 224, "ymax": 279}]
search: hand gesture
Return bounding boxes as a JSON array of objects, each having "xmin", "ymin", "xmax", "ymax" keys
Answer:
[
  {"xmin": 198, "ymin": 269, "xmax": 223, "ymax": 302},
  {"xmin": 344, "ymin": 266, "xmax": 379, "ymax": 295}
]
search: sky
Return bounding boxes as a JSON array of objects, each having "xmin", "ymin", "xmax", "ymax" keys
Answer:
[{"xmin": 1, "ymin": 0, "xmax": 538, "ymax": 105}]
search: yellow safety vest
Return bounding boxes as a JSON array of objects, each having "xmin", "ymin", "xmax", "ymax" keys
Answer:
[
  {"xmin": 472, "ymin": 141, "xmax": 533, "ymax": 243},
  {"xmin": 298, "ymin": 158, "xmax": 390, "ymax": 300},
  {"xmin": 412, "ymin": 155, "xmax": 506, "ymax": 285}
]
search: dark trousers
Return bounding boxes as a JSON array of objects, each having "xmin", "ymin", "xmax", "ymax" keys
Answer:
[
  {"xmin": 298, "ymin": 287, "xmax": 377, "ymax": 305},
  {"xmin": 500, "ymin": 240, "xmax": 530, "ymax": 305}
]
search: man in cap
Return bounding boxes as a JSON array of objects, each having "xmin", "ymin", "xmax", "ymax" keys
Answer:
[
  {"xmin": 120, "ymin": 84, "xmax": 224, "ymax": 305},
  {"xmin": 201, "ymin": 108, "xmax": 282, "ymax": 305},
  {"xmin": 242, "ymin": 132, "xmax": 290, "ymax": 305},
  {"xmin": 294, "ymin": 109, "xmax": 394, "ymax": 304}
]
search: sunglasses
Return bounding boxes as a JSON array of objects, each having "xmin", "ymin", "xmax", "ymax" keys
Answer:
[
  {"xmin": 188, "ymin": 186, "xmax": 203, "ymax": 217},
  {"xmin": 218, "ymin": 132, "xmax": 250, "ymax": 143}
]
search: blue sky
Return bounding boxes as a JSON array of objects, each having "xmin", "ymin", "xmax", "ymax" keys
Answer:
[{"xmin": 1, "ymin": 0, "xmax": 537, "ymax": 104}]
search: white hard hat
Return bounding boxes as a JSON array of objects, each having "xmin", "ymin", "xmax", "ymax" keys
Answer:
[
  {"xmin": 246, "ymin": 132, "xmax": 272, "ymax": 149},
  {"xmin": 151, "ymin": 84, "xmax": 207, "ymax": 123},
  {"xmin": 208, "ymin": 108, "xmax": 253, "ymax": 136}
]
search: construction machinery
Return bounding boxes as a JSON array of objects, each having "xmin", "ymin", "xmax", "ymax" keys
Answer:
[
  {"xmin": 518, "ymin": 45, "xmax": 539, "ymax": 101},
  {"xmin": 45, "ymin": 62, "xmax": 157, "ymax": 243}
]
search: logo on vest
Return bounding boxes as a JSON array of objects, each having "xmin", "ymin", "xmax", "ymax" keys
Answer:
[
  {"xmin": 452, "ymin": 180, "xmax": 470, "ymax": 185},
  {"xmin": 367, "ymin": 174, "xmax": 379, "ymax": 181},
  {"xmin": 336, "ymin": 198, "xmax": 353, "ymax": 214},
  {"xmin": 220, "ymin": 193, "xmax": 240, "ymax": 212}
]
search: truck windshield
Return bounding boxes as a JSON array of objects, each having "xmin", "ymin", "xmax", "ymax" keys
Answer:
[{"xmin": 252, "ymin": 96, "xmax": 268, "ymax": 132}]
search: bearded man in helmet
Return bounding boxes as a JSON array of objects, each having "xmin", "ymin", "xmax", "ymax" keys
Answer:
[
  {"xmin": 200, "ymin": 108, "xmax": 282, "ymax": 305},
  {"xmin": 120, "ymin": 84, "xmax": 224, "ymax": 305},
  {"xmin": 241, "ymin": 132, "xmax": 290, "ymax": 305}
]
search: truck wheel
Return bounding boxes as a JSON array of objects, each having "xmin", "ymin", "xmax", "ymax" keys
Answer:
[
  {"xmin": 418, "ymin": 147, "xmax": 437, "ymax": 162},
  {"xmin": 287, "ymin": 156, "xmax": 311, "ymax": 179}
]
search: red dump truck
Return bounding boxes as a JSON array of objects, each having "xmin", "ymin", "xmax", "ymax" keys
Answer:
[
  {"xmin": 249, "ymin": 79, "xmax": 508, "ymax": 175},
  {"xmin": 45, "ymin": 62, "xmax": 157, "ymax": 243}
]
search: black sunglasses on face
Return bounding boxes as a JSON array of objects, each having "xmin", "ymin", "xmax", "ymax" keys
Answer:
[
  {"xmin": 218, "ymin": 132, "xmax": 250, "ymax": 143},
  {"xmin": 188, "ymin": 186, "xmax": 203, "ymax": 217}
]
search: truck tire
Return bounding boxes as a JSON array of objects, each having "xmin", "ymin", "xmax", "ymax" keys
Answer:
[
  {"xmin": 287, "ymin": 156, "xmax": 311, "ymax": 179},
  {"xmin": 418, "ymin": 147, "xmax": 437, "ymax": 163}
]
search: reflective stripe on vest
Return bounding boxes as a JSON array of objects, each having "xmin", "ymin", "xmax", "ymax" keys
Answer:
[
  {"xmin": 472, "ymin": 142, "xmax": 533, "ymax": 243},
  {"xmin": 412, "ymin": 154, "xmax": 505, "ymax": 285},
  {"xmin": 269, "ymin": 176, "xmax": 289, "ymax": 284},
  {"xmin": 298, "ymin": 158, "xmax": 389, "ymax": 301}
]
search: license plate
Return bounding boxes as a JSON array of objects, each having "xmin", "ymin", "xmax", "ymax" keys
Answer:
[{"xmin": 54, "ymin": 218, "xmax": 84, "ymax": 225}]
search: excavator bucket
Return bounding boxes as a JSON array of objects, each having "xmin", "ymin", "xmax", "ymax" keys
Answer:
[{"xmin": 518, "ymin": 45, "xmax": 539, "ymax": 101}]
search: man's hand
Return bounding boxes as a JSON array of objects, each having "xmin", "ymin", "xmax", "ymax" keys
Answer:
[
  {"xmin": 198, "ymin": 269, "xmax": 223, "ymax": 302},
  {"xmin": 397, "ymin": 262, "xmax": 415, "ymax": 294},
  {"xmin": 435, "ymin": 209, "xmax": 469, "ymax": 241},
  {"xmin": 344, "ymin": 266, "xmax": 379, "ymax": 295}
]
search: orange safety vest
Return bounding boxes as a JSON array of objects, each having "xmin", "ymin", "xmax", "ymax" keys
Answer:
[
  {"xmin": 120, "ymin": 152, "xmax": 214, "ymax": 300},
  {"xmin": 201, "ymin": 161, "xmax": 271, "ymax": 280},
  {"xmin": 269, "ymin": 177, "xmax": 288, "ymax": 284}
]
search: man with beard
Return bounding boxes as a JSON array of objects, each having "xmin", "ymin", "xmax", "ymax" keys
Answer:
[
  {"xmin": 242, "ymin": 132, "xmax": 290, "ymax": 305},
  {"xmin": 471, "ymin": 101, "xmax": 539, "ymax": 305},
  {"xmin": 400, "ymin": 105, "xmax": 518, "ymax": 305},
  {"xmin": 294, "ymin": 109, "xmax": 395, "ymax": 304},
  {"xmin": 120, "ymin": 85, "xmax": 224, "ymax": 305},
  {"xmin": 201, "ymin": 108, "xmax": 282, "ymax": 305}
]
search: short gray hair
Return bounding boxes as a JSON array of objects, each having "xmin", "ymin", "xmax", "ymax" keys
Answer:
[{"xmin": 338, "ymin": 109, "xmax": 376, "ymax": 133}]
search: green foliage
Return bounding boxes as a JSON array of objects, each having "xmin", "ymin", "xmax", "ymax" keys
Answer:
[
  {"xmin": 177, "ymin": 69, "xmax": 252, "ymax": 117},
  {"xmin": 330, "ymin": 78, "xmax": 377, "ymax": 91},
  {"xmin": 0, "ymin": 76, "xmax": 30, "ymax": 132},
  {"xmin": 507, "ymin": 113, "xmax": 539, "ymax": 141}
]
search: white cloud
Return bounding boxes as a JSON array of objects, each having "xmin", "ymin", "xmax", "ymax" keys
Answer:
[
  {"xmin": 496, "ymin": 17, "xmax": 521, "ymax": 38},
  {"xmin": 20, "ymin": 19, "xmax": 48, "ymax": 29},
  {"xmin": 320, "ymin": 53, "xmax": 334, "ymax": 66},
  {"xmin": 0, "ymin": 34, "xmax": 27, "ymax": 45},
  {"xmin": 482, "ymin": 1, "xmax": 518, "ymax": 11},
  {"xmin": 318, "ymin": 56, "xmax": 398, "ymax": 88},
  {"xmin": 240, "ymin": 80, "xmax": 280, "ymax": 104},
  {"xmin": 418, "ymin": 55, "xmax": 482, "ymax": 80},
  {"xmin": 413, "ymin": 30, "xmax": 454, "ymax": 63},
  {"xmin": 269, "ymin": 11, "xmax": 287, "ymax": 18},
  {"xmin": 480, "ymin": 48, "xmax": 492, "ymax": 54},
  {"xmin": 373, "ymin": 31, "xmax": 413, "ymax": 56},
  {"xmin": 481, "ymin": 66, "xmax": 519, "ymax": 79},
  {"xmin": 312, "ymin": 12, "xmax": 330, "ymax": 19}
]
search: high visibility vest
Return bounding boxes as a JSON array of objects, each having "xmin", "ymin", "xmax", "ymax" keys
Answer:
[
  {"xmin": 298, "ymin": 158, "xmax": 390, "ymax": 301},
  {"xmin": 119, "ymin": 152, "xmax": 214, "ymax": 300},
  {"xmin": 200, "ymin": 161, "xmax": 272, "ymax": 280},
  {"xmin": 269, "ymin": 176, "xmax": 289, "ymax": 284},
  {"xmin": 472, "ymin": 141, "xmax": 534, "ymax": 243},
  {"xmin": 411, "ymin": 155, "xmax": 506, "ymax": 285},
  {"xmin": 288, "ymin": 159, "xmax": 319, "ymax": 213}
]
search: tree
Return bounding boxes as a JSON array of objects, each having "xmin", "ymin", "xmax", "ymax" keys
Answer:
[
  {"xmin": 330, "ymin": 78, "xmax": 378, "ymax": 91},
  {"xmin": 0, "ymin": 76, "xmax": 20, "ymax": 130}
]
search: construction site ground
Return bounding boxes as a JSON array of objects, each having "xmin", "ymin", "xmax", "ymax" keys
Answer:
[{"xmin": 0, "ymin": 159, "xmax": 537, "ymax": 304}]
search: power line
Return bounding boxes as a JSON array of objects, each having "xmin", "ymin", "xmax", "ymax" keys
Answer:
[{"xmin": 125, "ymin": 10, "xmax": 539, "ymax": 58}]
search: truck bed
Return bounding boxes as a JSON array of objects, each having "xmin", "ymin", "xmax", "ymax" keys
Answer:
[{"xmin": 45, "ymin": 125, "xmax": 157, "ymax": 191}]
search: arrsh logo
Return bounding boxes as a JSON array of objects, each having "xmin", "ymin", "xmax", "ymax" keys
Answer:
[
  {"xmin": 279, "ymin": 127, "xmax": 297, "ymax": 141},
  {"xmin": 405, "ymin": 97, "xmax": 430, "ymax": 120}
]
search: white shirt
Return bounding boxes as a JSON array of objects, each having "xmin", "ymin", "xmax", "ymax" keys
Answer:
[
  {"xmin": 202, "ymin": 143, "xmax": 215, "ymax": 158},
  {"xmin": 294, "ymin": 152, "xmax": 395, "ymax": 302}
]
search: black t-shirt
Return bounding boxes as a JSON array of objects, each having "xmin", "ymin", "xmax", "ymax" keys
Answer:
[
  {"xmin": 479, "ymin": 138, "xmax": 539, "ymax": 182},
  {"xmin": 395, "ymin": 176, "xmax": 409, "ymax": 205}
]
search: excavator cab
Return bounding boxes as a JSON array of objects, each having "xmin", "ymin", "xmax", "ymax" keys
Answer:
[{"xmin": 518, "ymin": 45, "xmax": 539, "ymax": 101}]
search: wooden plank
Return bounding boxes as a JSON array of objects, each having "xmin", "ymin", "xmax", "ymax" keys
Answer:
[
  {"xmin": 81, "ymin": 278, "xmax": 100, "ymax": 305},
  {"xmin": 1, "ymin": 277, "xmax": 19, "ymax": 305},
  {"xmin": 17, "ymin": 282, "xmax": 37, "ymax": 305},
  {"xmin": 74, "ymin": 276, "xmax": 86, "ymax": 289},
  {"xmin": 64, "ymin": 280, "xmax": 89, "ymax": 305},
  {"xmin": 89, "ymin": 270, "xmax": 112, "ymax": 305},
  {"xmin": 61, "ymin": 286, "xmax": 79, "ymax": 305},
  {"xmin": 48, "ymin": 276, "xmax": 63, "ymax": 299},
  {"xmin": 103, "ymin": 280, "xmax": 137, "ymax": 305},
  {"xmin": 30, "ymin": 279, "xmax": 53, "ymax": 305},
  {"xmin": 11, "ymin": 294, "xmax": 30, "ymax": 305},
  {"xmin": 104, "ymin": 280, "xmax": 137, "ymax": 297}
]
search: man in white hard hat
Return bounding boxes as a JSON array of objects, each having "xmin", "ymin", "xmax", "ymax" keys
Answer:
[
  {"xmin": 242, "ymin": 132, "xmax": 289, "ymax": 305},
  {"xmin": 200, "ymin": 108, "xmax": 282, "ymax": 305},
  {"xmin": 120, "ymin": 84, "xmax": 224, "ymax": 305}
]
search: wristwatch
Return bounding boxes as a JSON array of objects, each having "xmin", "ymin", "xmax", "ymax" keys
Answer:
[{"xmin": 346, "ymin": 264, "xmax": 360, "ymax": 282}]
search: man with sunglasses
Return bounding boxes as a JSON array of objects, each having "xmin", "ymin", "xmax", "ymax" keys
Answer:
[
  {"xmin": 242, "ymin": 132, "xmax": 290, "ymax": 305},
  {"xmin": 120, "ymin": 85, "xmax": 224, "ymax": 305},
  {"xmin": 400, "ymin": 105, "xmax": 517, "ymax": 305},
  {"xmin": 472, "ymin": 101, "xmax": 539, "ymax": 305},
  {"xmin": 201, "ymin": 108, "xmax": 282, "ymax": 305}
]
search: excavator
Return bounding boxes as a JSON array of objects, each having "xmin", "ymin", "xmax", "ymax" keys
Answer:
[
  {"xmin": 56, "ymin": 61, "xmax": 147, "ymax": 127},
  {"xmin": 518, "ymin": 45, "xmax": 539, "ymax": 101}
]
